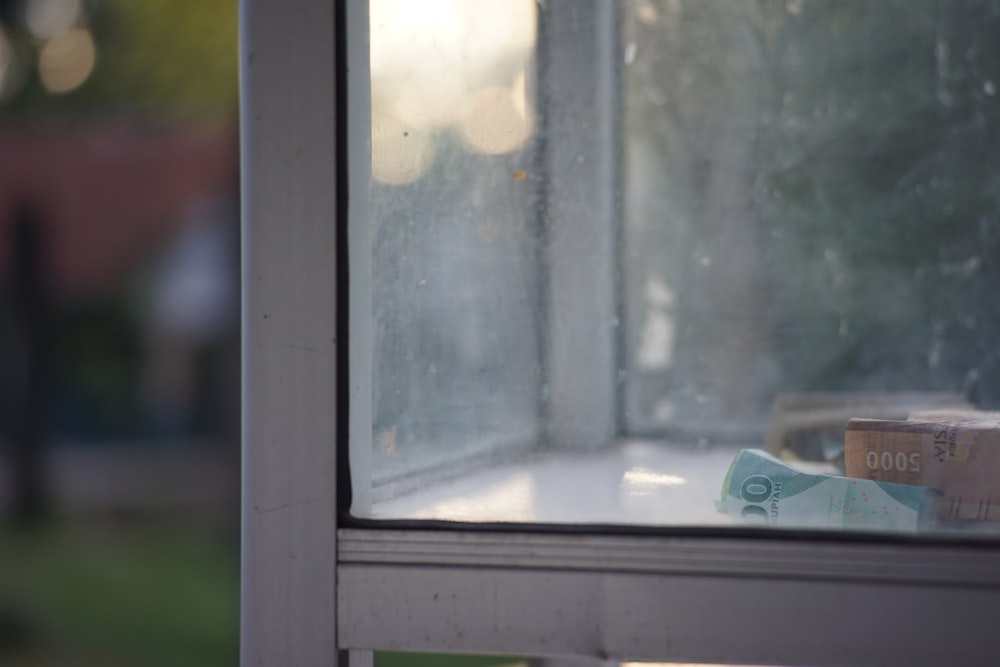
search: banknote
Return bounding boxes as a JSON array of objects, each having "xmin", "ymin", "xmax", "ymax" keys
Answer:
[
  {"xmin": 719, "ymin": 448, "xmax": 938, "ymax": 531},
  {"xmin": 845, "ymin": 418, "xmax": 1000, "ymax": 521}
]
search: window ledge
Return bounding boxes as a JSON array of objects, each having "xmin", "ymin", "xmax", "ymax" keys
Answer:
[{"xmin": 362, "ymin": 440, "xmax": 738, "ymax": 525}]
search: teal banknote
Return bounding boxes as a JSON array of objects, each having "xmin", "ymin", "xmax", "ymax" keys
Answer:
[{"xmin": 719, "ymin": 449, "xmax": 939, "ymax": 532}]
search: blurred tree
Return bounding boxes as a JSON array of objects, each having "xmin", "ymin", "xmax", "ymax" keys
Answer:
[
  {"xmin": 0, "ymin": 0, "xmax": 237, "ymax": 124},
  {"xmin": 0, "ymin": 0, "xmax": 238, "ymax": 444},
  {"xmin": 756, "ymin": 0, "xmax": 1000, "ymax": 403},
  {"xmin": 8, "ymin": 201, "xmax": 50, "ymax": 523},
  {"xmin": 88, "ymin": 0, "xmax": 238, "ymax": 123},
  {"xmin": 624, "ymin": 0, "xmax": 1000, "ymax": 434},
  {"xmin": 624, "ymin": 0, "xmax": 773, "ymax": 429}
]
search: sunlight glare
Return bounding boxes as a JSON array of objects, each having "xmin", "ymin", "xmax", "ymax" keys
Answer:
[
  {"xmin": 369, "ymin": 0, "xmax": 537, "ymax": 182},
  {"xmin": 371, "ymin": 115, "xmax": 436, "ymax": 185},
  {"xmin": 457, "ymin": 82, "xmax": 534, "ymax": 155}
]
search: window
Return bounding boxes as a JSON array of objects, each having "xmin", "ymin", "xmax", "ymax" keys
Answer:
[
  {"xmin": 366, "ymin": 0, "xmax": 541, "ymax": 488},
  {"xmin": 351, "ymin": 0, "xmax": 1000, "ymax": 537},
  {"xmin": 241, "ymin": 0, "xmax": 1000, "ymax": 665}
]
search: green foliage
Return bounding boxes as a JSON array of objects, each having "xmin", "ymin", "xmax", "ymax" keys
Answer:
[
  {"xmin": 0, "ymin": 0, "xmax": 237, "ymax": 124},
  {"xmin": 0, "ymin": 522, "xmax": 238, "ymax": 666},
  {"xmin": 376, "ymin": 653, "xmax": 523, "ymax": 667},
  {"xmin": 756, "ymin": 0, "xmax": 1000, "ymax": 398},
  {"xmin": 50, "ymin": 299, "xmax": 145, "ymax": 438},
  {"xmin": 626, "ymin": 0, "xmax": 1000, "ymax": 426},
  {"xmin": 90, "ymin": 0, "xmax": 238, "ymax": 123}
]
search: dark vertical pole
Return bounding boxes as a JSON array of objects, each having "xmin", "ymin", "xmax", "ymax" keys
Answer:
[{"xmin": 9, "ymin": 201, "xmax": 49, "ymax": 524}]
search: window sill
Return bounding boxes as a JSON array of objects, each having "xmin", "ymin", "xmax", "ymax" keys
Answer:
[{"xmin": 362, "ymin": 440, "xmax": 744, "ymax": 525}]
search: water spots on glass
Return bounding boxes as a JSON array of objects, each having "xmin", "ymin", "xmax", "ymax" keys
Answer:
[{"xmin": 379, "ymin": 426, "xmax": 398, "ymax": 456}]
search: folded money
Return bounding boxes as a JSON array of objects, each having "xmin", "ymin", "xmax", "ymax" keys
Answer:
[
  {"xmin": 845, "ymin": 418, "xmax": 1000, "ymax": 521},
  {"xmin": 719, "ymin": 448, "xmax": 938, "ymax": 531}
]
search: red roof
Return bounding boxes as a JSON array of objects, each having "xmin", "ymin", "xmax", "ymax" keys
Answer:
[{"xmin": 0, "ymin": 124, "xmax": 235, "ymax": 297}]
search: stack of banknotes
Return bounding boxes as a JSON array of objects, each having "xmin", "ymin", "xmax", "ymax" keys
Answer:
[
  {"xmin": 845, "ymin": 415, "xmax": 1000, "ymax": 522},
  {"xmin": 721, "ymin": 410, "xmax": 1000, "ymax": 531},
  {"xmin": 718, "ymin": 448, "xmax": 939, "ymax": 532}
]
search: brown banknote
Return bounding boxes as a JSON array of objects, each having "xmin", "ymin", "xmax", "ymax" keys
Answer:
[{"xmin": 845, "ymin": 418, "xmax": 1000, "ymax": 521}]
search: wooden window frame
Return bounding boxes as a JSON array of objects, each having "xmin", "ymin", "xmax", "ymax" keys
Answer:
[{"xmin": 240, "ymin": 1, "xmax": 1000, "ymax": 665}]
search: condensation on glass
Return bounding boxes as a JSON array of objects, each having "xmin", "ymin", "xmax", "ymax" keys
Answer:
[{"xmin": 354, "ymin": 0, "xmax": 1000, "ymax": 537}]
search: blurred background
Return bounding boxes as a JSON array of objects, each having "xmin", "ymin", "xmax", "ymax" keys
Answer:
[{"xmin": 0, "ymin": 1, "xmax": 240, "ymax": 664}]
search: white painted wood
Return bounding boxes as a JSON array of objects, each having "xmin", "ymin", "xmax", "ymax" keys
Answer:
[
  {"xmin": 240, "ymin": 4, "xmax": 1000, "ymax": 667},
  {"xmin": 240, "ymin": 0, "xmax": 339, "ymax": 663},
  {"xmin": 338, "ymin": 528, "xmax": 1000, "ymax": 587},
  {"xmin": 541, "ymin": 0, "xmax": 621, "ymax": 451},
  {"xmin": 365, "ymin": 442, "xmax": 734, "ymax": 524},
  {"xmin": 339, "ymin": 560, "xmax": 1000, "ymax": 666},
  {"xmin": 343, "ymin": 650, "xmax": 374, "ymax": 667}
]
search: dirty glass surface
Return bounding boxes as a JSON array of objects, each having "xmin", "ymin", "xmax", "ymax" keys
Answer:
[
  {"xmin": 367, "ymin": 0, "xmax": 543, "ymax": 486},
  {"xmin": 623, "ymin": 0, "xmax": 1000, "ymax": 436},
  {"xmin": 359, "ymin": 0, "xmax": 1000, "ymax": 536}
]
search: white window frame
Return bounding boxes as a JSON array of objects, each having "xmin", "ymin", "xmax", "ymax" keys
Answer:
[{"xmin": 240, "ymin": 1, "xmax": 1000, "ymax": 665}]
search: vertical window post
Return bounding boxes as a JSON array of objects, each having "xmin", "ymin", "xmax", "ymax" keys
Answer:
[{"xmin": 240, "ymin": 0, "xmax": 339, "ymax": 663}]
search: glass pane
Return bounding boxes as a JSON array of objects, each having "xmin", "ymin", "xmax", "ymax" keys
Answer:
[
  {"xmin": 623, "ymin": 0, "xmax": 1000, "ymax": 436},
  {"xmin": 354, "ymin": 0, "xmax": 1000, "ymax": 538},
  {"xmin": 367, "ymin": 0, "xmax": 542, "ymax": 486},
  {"xmin": 622, "ymin": 0, "xmax": 1000, "ymax": 534}
]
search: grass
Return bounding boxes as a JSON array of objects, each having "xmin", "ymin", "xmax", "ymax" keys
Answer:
[
  {"xmin": 0, "ymin": 520, "xmax": 527, "ymax": 667},
  {"xmin": 376, "ymin": 653, "xmax": 524, "ymax": 667},
  {"xmin": 0, "ymin": 519, "xmax": 239, "ymax": 667}
]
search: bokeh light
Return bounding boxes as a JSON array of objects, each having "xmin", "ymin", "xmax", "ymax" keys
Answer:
[
  {"xmin": 369, "ymin": 0, "xmax": 537, "ymax": 184},
  {"xmin": 0, "ymin": 25, "xmax": 14, "ymax": 98},
  {"xmin": 25, "ymin": 0, "xmax": 83, "ymax": 40},
  {"xmin": 457, "ymin": 81, "xmax": 534, "ymax": 155},
  {"xmin": 38, "ymin": 27, "xmax": 95, "ymax": 94},
  {"xmin": 371, "ymin": 114, "xmax": 436, "ymax": 185}
]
